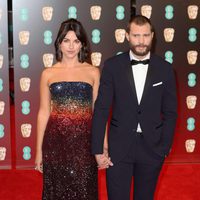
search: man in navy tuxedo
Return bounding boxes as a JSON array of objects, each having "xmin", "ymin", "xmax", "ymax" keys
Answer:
[{"xmin": 92, "ymin": 15, "xmax": 177, "ymax": 200}]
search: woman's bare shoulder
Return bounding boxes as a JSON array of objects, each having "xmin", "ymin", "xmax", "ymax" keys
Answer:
[
  {"xmin": 40, "ymin": 63, "xmax": 59, "ymax": 81},
  {"xmin": 83, "ymin": 63, "xmax": 100, "ymax": 76}
]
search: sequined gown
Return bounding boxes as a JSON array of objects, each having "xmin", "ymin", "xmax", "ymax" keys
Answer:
[{"xmin": 42, "ymin": 82, "xmax": 98, "ymax": 200}]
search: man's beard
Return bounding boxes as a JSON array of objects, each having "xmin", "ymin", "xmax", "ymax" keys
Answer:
[{"xmin": 130, "ymin": 43, "xmax": 152, "ymax": 57}]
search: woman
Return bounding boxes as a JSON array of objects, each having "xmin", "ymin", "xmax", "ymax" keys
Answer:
[{"xmin": 35, "ymin": 19, "xmax": 100, "ymax": 200}]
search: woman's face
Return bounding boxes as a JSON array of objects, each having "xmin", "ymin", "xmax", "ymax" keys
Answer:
[{"xmin": 60, "ymin": 30, "xmax": 82, "ymax": 60}]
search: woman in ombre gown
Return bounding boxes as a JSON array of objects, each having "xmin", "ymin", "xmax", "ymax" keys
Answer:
[{"xmin": 35, "ymin": 19, "xmax": 101, "ymax": 200}]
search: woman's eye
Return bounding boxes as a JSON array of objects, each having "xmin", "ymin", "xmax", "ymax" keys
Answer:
[
  {"xmin": 63, "ymin": 39, "xmax": 69, "ymax": 43},
  {"xmin": 74, "ymin": 40, "xmax": 80, "ymax": 44}
]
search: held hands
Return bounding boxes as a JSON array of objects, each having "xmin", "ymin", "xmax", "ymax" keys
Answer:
[{"xmin": 95, "ymin": 148, "xmax": 113, "ymax": 170}]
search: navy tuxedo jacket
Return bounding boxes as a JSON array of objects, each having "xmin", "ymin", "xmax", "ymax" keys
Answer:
[{"xmin": 91, "ymin": 51, "xmax": 177, "ymax": 163}]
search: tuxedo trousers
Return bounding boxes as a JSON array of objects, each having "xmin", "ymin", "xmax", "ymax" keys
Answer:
[{"xmin": 106, "ymin": 132, "xmax": 164, "ymax": 200}]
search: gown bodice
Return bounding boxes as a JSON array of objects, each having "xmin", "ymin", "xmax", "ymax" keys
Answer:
[{"xmin": 49, "ymin": 81, "xmax": 93, "ymax": 119}]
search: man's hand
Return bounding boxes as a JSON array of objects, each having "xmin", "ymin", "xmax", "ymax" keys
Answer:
[{"xmin": 95, "ymin": 152, "xmax": 113, "ymax": 170}]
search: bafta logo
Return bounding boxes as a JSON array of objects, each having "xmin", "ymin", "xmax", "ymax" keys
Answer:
[
  {"xmin": 187, "ymin": 5, "xmax": 198, "ymax": 19},
  {"xmin": 164, "ymin": 28, "xmax": 175, "ymax": 42},
  {"xmin": 20, "ymin": 77, "xmax": 31, "ymax": 92},
  {"xmin": 0, "ymin": 147, "xmax": 6, "ymax": 161},
  {"xmin": 19, "ymin": 31, "xmax": 30, "ymax": 45},
  {"xmin": 42, "ymin": 7, "xmax": 53, "ymax": 21},
  {"xmin": 141, "ymin": 5, "xmax": 152, "ymax": 19},
  {"xmin": 185, "ymin": 139, "xmax": 196, "ymax": 153},
  {"xmin": 115, "ymin": 29, "xmax": 126, "ymax": 43},
  {"xmin": 90, "ymin": 6, "xmax": 102, "ymax": 20},
  {"xmin": 0, "ymin": 54, "xmax": 3, "ymax": 69},
  {"xmin": 43, "ymin": 53, "xmax": 54, "ymax": 68},
  {"xmin": 0, "ymin": 101, "xmax": 5, "ymax": 115},
  {"xmin": 91, "ymin": 52, "xmax": 102, "ymax": 67},
  {"xmin": 186, "ymin": 95, "xmax": 197, "ymax": 109},
  {"xmin": 187, "ymin": 50, "xmax": 198, "ymax": 65},
  {"xmin": 21, "ymin": 123, "xmax": 32, "ymax": 138}
]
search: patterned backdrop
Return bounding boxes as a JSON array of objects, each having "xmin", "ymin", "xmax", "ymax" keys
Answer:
[
  {"xmin": 0, "ymin": 1, "xmax": 11, "ymax": 169},
  {"xmin": 137, "ymin": 0, "xmax": 200, "ymax": 162},
  {"xmin": 0, "ymin": 0, "xmax": 200, "ymax": 169},
  {"xmin": 12, "ymin": 0, "xmax": 130, "ymax": 168}
]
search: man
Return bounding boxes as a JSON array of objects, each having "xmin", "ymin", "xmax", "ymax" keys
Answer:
[{"xmin": 92, "ymin": 15, "xmax": 177, "ymax": 200}]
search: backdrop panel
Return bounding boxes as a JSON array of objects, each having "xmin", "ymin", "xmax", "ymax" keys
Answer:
[
  {"xmin": 12, "ymin": 0, "xmax": 130, "ymax": 168},
  {"xmin": 0, "ymin": 1, "xmax": 11, "ymax": 169},
  {"xmin": 137, "ymin": 0, "xmax": 200, "ymax": 162}
]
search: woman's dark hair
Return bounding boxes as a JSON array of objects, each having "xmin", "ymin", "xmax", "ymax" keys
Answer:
[
  {"xmin": 54, "ymin": 18, "xmax": 90, "ymax": 63},
  {"xmin": 126, "ymin": 15, "xmax": 154, "ymax": 33}
]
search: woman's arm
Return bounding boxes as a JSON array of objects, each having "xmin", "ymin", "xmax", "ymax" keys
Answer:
[{"xmin": 35, "ymin": 69, "xmax": 51, "ymax": 172}]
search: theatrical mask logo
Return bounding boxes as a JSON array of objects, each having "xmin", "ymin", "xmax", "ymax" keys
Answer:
[
  {"xmin": 0, "ymin": 147, "xmax": 6, "ymax": 160},
  {"xmin": 185, "ymin": 139, "xmax": 196, "ymax": 153},
  {"xmin": 20, "ymin": 77, "xmax": 31, "ymax": 92},
  {"xmin": 42, "ymin": 7, "xmax": 53, "ymax": 21},
  {"xmin": 0, "ymin": 101, "xmax": 5, "ymax": 115},
  {"xmin": 115, "ymin": 29, "xmax": 126, "ymax": 43},
  {"xmin": 164, "ymin": 28, "xmax": 175, "ymax": 42},
  {"xmin": 187, "ymin": 50, "xmax": 198, "ymax": 65},
  {"xmin": 141, "ymin": 5, "xmax": 152, "ymax": 19},
  {"xmin": 19, "ymin": 31, "xmax": 30, "ymax": 45},
  {"xmin": 90, "ymin": 6, "xmax": 102, "ymax": 20},
  {"xmin": 21, "ymin": 123, "xmax": 32, "ymax": 138},
  {"xmin": 0, "ymin": 54, "xmax": 3, "ymax": 69},
  {"xmin": 187, "ymin": 5, "xmax": 198, "ymax": 19},
  {"xmin": 186, "ymin": 95, "xmax": 197, "ymax": 109},
  {"xmin": 43, "ymin": 53, "xmax": 54, "ymax": 67},
  {"xmin": 91, "ymin": 52, "xmax": 102, "ymax": 67}
]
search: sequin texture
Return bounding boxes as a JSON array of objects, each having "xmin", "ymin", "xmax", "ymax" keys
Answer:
[{"xmin": 42, "ymin": 82, "xmax": 98, "ymax": 200}]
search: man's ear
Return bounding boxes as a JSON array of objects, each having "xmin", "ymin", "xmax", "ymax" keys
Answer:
[
  {"xmin": 126, "ymin": 32, "xmax": 130, "ymax": 41},
  {"xmin": 151, "ymin": 32, "xmax": 154, "ymax": 39}
]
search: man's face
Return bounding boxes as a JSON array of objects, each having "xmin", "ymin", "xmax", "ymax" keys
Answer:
[{"xmin": 126, "ymin": 22, "xmax": 153, "ymax": 59}]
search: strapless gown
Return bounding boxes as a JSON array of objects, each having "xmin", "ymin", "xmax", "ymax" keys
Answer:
[{"xmin": 42, "ymin": 82, "xmax": 98, "ymax": 200}]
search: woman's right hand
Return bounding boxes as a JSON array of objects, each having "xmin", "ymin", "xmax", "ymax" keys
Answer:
[{"xmin": 35, "ymin": 150, "xmax": 43, "ymax": 173}]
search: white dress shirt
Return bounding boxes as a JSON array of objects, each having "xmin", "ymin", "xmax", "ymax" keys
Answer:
[{"xmin": 129, "ymin": 50, "xmax": 150, "ymax": 132}]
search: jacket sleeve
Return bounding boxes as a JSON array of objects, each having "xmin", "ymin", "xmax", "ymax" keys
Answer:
[
  {"xmin": 161, "ymin": 66, "xmax": 177, "ymax": 156},
  {"xmin": 91, "ymin": 61, "xmax": 113, "ymax": 154}
]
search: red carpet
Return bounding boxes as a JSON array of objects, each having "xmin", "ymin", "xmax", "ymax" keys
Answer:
[
  {"xmin": 0, "ymin": 106, "xmax": 199, "ymax": 199},
  {"xmin": 0, "ymin": 164, "xmax": 200, "ymax": 200}
]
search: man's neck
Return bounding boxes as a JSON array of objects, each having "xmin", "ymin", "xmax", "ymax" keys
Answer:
[{"xmin": 130, "ymin": 51, "xmax": 150, "ymax": 60}]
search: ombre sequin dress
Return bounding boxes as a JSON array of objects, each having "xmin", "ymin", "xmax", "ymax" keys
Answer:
[{"xmin": 42, "ymin": 81, "xmax": 98, "ymax": 200}]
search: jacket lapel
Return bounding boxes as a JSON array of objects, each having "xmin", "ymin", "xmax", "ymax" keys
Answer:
[
  {"xmin": 124, "ymin": 53, "xmax": 138, "ymax": 104},
  {"xmin": 140, "ymin": 56, "xmax": 154, "ymax": 105}
]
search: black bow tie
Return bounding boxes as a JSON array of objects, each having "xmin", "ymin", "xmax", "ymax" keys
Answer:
[{"xmin": 131, "ymin": 59, "xmax": 150, "ymax": 65}]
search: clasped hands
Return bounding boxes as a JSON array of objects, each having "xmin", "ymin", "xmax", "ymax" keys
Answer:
[{"xmin": 95, "ymin": 148, "xmax": 113, "ymax": 170}]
